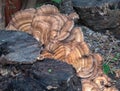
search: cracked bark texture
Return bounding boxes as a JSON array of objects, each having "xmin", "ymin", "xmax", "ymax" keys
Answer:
[{"xmin": 72, "ymin": 0, "xmax": 120, "ymax": 39}]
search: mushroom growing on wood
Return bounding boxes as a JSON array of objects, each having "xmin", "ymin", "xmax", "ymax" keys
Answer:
[
  {"xmin": 82, "ymin": 80, "xmax": 100, "ymax": 91},
  {"xmin": 36, "ymin": 4, "xmax": 59, "ymax": 15},
  {"xmin": 6, "ymin": 4, "xmax": 118, "ymax": 91},
  {"xmin": 6, "ymin": 8, "xmax": 36, "ymax": 34}
]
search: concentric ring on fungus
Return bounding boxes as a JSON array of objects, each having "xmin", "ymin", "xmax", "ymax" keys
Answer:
[
  {"xmin": 6, "ymin": 4, "xmax": 118, "ymax": 91},
  {"xmin": 6, "ymin": 8, "xmax": 36, "ymax": 34},
  {"xmin": 36, "ymin": 4, "xmax": 59, "ymax": 15},
  {"xmin": 82, "ymin": 80, "xmax": 100, "ymax": 91}
]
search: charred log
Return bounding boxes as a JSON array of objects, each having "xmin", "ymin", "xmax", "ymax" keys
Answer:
[{"xmin": 0, "ymin": 30, "xmax": 42, "ymax": 64}]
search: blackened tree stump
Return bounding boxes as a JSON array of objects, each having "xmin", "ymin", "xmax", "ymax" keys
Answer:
[
  {"xmin": 60, "ymin": 0, "xmax": 74, "ymax": 14},
  {"xmin": 29, "ymin": 58, "xmax": 82, "ymax": 91},
  {"xmin": 72, "ymin": 0, "xmax": 120, "ymax": 39},
  {"xmin": 0, "ymin": 30, "xmax": 82, "ymax": 91},
  {"xmin": 0, "ymin": 30, "xmax": 42, "ymax": 64},
  {"xmin": 0, "ymin": 59, "xmax": 82, "ymax": 91}
]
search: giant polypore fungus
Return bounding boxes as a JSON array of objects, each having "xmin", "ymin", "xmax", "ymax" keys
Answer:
[{"xmin": 6, "ymin": 4, "xmax": 118, "ymax": 91}]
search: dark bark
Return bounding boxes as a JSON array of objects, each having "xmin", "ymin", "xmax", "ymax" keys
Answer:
[
  {"xmin": 0, "ymin": 58, "xmax": 82, "ymax": 91},
  {"xmin": 0, "ymin": 30, "xmax": 42, "ymax": 64},
  {"xmin": 72, "ymin": 0, "xmax": 120, "ymax": 39},
  {"xmin": 60, "ymin": 0, "xmax": 74, "ymax": 14}
]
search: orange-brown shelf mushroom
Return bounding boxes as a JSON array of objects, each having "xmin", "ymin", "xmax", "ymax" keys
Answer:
[
  {"xmin": 6, "ymin": 4, "xmax": 118, "ymax": 91},
  {"xmin": 104, "ymin": 87, "xmax": 118, "ymax": 91},
  {"xmin": 94, "ymin": 73, "xmax": 111, "ymax": 89},
  {"xmin": 82, "ymin": 79, "xmax": 100, "ymax": 91},
  {"xmin": 6, "ymin": 8, "xmax": 36, "ymax": 34},
  {"xmin": 36, "ymin": 4, "xmax": 59, "ymax": 15}
]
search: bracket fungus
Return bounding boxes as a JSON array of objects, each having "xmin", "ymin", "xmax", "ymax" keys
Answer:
[{"xmin": 6, "ymin": 4, "xmax": 118, "ymax": 91}]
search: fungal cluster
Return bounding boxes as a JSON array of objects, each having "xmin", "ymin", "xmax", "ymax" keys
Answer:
[{"xmin": 6, "ymin": 4, "xmax": 118, "ymax": 91}]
